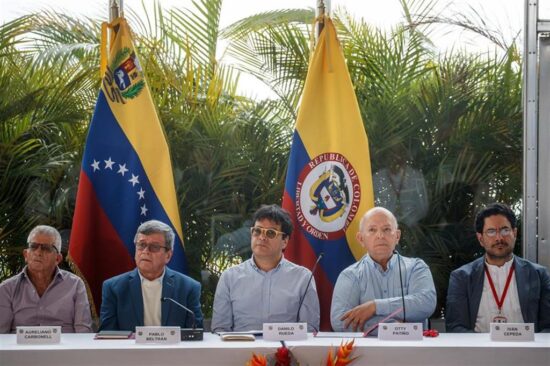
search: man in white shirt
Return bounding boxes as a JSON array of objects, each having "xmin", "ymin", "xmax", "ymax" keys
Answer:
[{"xmin": 446, "ymin": 203, "xmax": 550, "ymax": 332}]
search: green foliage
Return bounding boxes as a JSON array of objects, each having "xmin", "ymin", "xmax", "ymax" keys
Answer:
[{"xmin": 0, "ymin": 0, "xmax": 523, "ymax": 320}]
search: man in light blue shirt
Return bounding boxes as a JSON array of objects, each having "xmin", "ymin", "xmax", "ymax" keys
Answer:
[
  {"xmin": 211, "ymin": 205, "xmax": 320, "ymax": 332},
  {"xmin": 331, "ymin": 207, "xmax": 436, "ymax": 332}
]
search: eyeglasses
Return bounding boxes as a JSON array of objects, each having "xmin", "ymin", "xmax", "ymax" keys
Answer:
[
  {"xmin": 484, "ymin": 227, "xmax": 513, "ymax": 237},
  {"xmin": 135, "ymin": 242, "xmax": 168, "ymax": 253},
  {"xmin": 250, "ymin": 227, "xmax": 286, "ymax": 239},
  {"xmin": 28, "ymin": 242, "xmax": 58, "ymax": 253}
]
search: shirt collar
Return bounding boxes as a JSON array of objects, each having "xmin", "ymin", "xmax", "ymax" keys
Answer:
[
  {"xmin": 249, "ymin": 255, "xmax": 285, "ymax": 273},
  {"xmin": 366, "ymin": 253, "xmax": 396, "ymax": 272},
  {"xmin": 138, "ymin": 268, "xmax": 166, "ymax": 284},
  {"xmin": 485, "ymin": 255, "xmax": 514, "ymax": 270}
]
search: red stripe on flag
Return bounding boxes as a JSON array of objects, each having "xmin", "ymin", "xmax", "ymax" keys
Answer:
[
  {"xmin": 283, "ymin": 190, "xmax": 334, "ymax": 331},
  {"xmin": 69, "ymin": 171, "xmax": 134, "ymax": 314}
]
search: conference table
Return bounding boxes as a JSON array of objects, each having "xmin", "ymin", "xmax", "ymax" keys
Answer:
[{"xmin": 1, "ymin": 332, "xmax": 549, "ymax": 365}]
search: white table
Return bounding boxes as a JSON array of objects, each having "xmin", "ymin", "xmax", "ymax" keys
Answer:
[{"xmin": 1, "ymin": 333, "xmax": 549, "ymax": 365}]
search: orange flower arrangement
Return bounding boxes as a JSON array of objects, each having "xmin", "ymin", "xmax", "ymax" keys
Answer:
[
  {"xmin": 326, "ymin": 340, "xmax": 358, "ymax": 366},
  {"xmin": 247, "ymin": 353, "xmax": 267, "ymax": 366}
]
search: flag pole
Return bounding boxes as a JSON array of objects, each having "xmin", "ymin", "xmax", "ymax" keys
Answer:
[
  {"xmin": 315, "ymin": 0, "xmax": 330, "ymax": 39},
  {"xmin": 109, "ymin": 0, "xmax": 123, "ymax": 22}
]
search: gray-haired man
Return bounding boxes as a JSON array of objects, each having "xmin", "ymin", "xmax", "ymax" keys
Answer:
[
  {"xmin": 99, "ymin": 220, "xmax": 203, "ymax": 331},
  {"xmin": 0, "ymin": 225, "xmax": 93, "ymax": 333}
]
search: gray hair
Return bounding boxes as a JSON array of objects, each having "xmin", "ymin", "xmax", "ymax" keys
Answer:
[
  {"xmin": 134, "ymin": 220, "xmax": 175, "ymax": 250},
  {"xmin": 359, "ymin": 207, "xmax": 399, "ymax": 232},
  {"xmin": 27, "ymin": 225, "xmax": 62, "ymax": 252}
]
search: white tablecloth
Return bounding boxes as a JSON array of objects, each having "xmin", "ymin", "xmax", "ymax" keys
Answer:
[{"xmin": 1, "ymin": 332, "xmax": 549, "ymax": 365}]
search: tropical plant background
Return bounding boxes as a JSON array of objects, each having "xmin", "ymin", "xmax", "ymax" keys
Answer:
[{"xmin": 0, "ymin": 0, "xmax": 522, "ymax": 321}]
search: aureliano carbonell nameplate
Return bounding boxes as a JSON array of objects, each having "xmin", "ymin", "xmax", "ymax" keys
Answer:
[
  {"xmin": 17, "ymin": 326, "xmax": 61, "ymax": 344},
  {"xmin": 490, "ymin": 323, "xmax": 534, "ymax": 341},
  {"xmin": 135, "ymin": 326, "xmax": 180, "ymax": 344},
  {"xmin": 263, "ymin": 322, "xmax": 307, "ymax": 341},
  {"xmin": 378, "ymin": 323, "xmax": 423, "ymax": 341}
]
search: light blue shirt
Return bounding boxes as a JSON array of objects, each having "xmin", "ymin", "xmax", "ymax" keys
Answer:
[
  {"xmin": 331, "ymin": 253, "xmax": 436, "ymax": 332},
  {"xmin": 211, "ymin": 257, "xmax": 320, "ymax": 332}
]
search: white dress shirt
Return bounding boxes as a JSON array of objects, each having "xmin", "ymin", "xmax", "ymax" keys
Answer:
[{"xmin": 475, "ymin": 256, "xmax": 524, "ymax": 332}]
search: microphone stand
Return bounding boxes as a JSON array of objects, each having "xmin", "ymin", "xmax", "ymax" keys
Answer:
[{"xmin": 162, "ymin": 297, "xmax": 203, "ymax": 341}]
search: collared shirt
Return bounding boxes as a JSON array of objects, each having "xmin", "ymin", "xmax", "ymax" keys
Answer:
[
  {"xmin": 0, "ymin": 267, "xmax": 92, "ymax": 333},
  {"xmin": 138, "ymin": 270, "xmax": 165, "ymax": 327},
  {"xmin": 475, "ymin": 256, "xmax": 524, "ymax": 332},
  {"xmin": 211, "ymin": 257, "xmax": 320, "ymax": 332},
  {"xmin": 331, "ymin": 254, "xmax": 436, "ymax": 332}
]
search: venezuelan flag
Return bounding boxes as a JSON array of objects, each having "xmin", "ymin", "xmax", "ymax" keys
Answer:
[
  {"xmin": 69, "ymin": 18, "xmax": 187, "ymax": 315},
  {"xmin": 282, "ymin": 17, "xmax": 374, "ymax": 330}
]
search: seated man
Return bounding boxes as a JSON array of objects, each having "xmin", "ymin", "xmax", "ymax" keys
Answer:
[
  {"xmin": 100, "ymin": 220, "xmax": 203, "ymax": 330},
  {"xmin": 211, "ymin": 204, "xmax": 320, "ymax": 332},
  {"xmin": 446, "ymin": 203, "xmax": 550, "ymax": 332},
  {"xmin": 0, "ymin": 225, "xmax": 92, "ymax": 333},
  {"xmin": 331, "ymin": 207, "xmax": 436, "ymax": 332}
]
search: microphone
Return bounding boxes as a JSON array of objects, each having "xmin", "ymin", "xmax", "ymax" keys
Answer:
[
  {"xmin": 296, "ymin": 252, "xmax": 324, "ymax": 324},
  {"xmin": 162, "ymin": 296, "xmax": 203, "ymax": 341},
  {"xmin": 393, "ymin": 249, "xmax": 406, "ymax": 322}
]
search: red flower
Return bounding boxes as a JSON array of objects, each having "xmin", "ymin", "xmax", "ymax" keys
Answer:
[{"xmin": 275, "ymin": 346, "xmax": 291, "ymax": 366}]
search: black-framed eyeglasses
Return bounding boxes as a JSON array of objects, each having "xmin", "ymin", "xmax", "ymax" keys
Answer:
[
  {"xmin": 484, "ymin": 227, "xmax": 513, "ymax": 238},
  {"xmin": 250, "ymin": 226, "xmax": 285, "ymax": 239},
  {"xmin": 135, "ymin": 242, "xmax": 168, "ymax": 253},
  {"xmin": 28, "ymin": 242, "xmax": 58, "ymax": 253}
]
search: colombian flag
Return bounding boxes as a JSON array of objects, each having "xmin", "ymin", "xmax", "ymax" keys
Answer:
[
  {"xmin": 69, "ymin": 18, "xmax": 187, "ymax": 315},
  {"xmin": 282, "ymin": 18, "xmax": 374, "ymax": 330}
]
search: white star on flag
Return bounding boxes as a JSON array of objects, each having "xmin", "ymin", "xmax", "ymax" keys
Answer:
[
  {"xmin": 129, "ymin": 174, "xmax": 140, "ymax": 187},
  {"xmin": 91, "ymin": 160, "xmax": 100, "ymax": 171},
  {"xmin": 137, "ymin": 188, "xmax": 145, "ymax": 200},
  {"xmin": 104, "ymin": 157, "xmax": 115, "ymax": 170},
  {"xmin": 117, "ymin": 164, "xmax": 128, "ymax": 176},
  {"xmin": 140, "ymin": 204, "xmax": 148, "ymax": 216}
]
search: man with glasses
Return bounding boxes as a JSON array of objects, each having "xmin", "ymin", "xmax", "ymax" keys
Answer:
[
  {"xmin": 446, "ymin": 203, "xmax": 550, "ymax": 332},
  {"xmin": 331, "ymin": 207, "xmax": 436, "ymax": 332},
  {"xmin": 211, "ymin": 204, "xmax": 320, "ymax": 332},
  {"xmin": 0, "ymin": 225, "xmax": 92, "ymax": 333},
  {"xmin": 99, "ymin": 220, "xmax": 202, "ymax": 331}
]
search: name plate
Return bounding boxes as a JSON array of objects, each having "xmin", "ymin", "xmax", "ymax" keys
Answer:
[
  {"xmin": 17, "ymin": 326, "xmax": 61, "ymax": 344},
  {"xmin": 263, "ymin": 322, "xmax": 307, "ymax": 341},
  {"xmin": 135, "ymin": 326, "xmax": 180, "ymax": 344},
  {"xmin": 378, "ymin": 323, "xmax": 423, "ymax": 341},
  {"xmin": 490, "ymin": 323, "xmax": 535, "ymax": 341}
]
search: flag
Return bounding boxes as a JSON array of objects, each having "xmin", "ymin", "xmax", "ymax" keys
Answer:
[
  {"xmin": 282, "ymin": 18, "xmax": 374, "ymax": 330},
  {"xmin": 68, "ymin": 18, "xmax": 187, "ymax": 315}
]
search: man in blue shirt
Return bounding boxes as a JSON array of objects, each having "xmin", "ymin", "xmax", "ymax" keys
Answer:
[
  {"xmin": 331, "ymin": 207, "xmax": 436, "ymax": 332},
  {"xmin": 211, "ymin": 205, "xmax": 320, "ymax": 332}
]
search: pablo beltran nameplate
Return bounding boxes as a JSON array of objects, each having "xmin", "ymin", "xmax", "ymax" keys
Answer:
[
  {"xmin": 17, "ymin": 326, "xmax": 61, "ymax": 344},
  {"xmin": 263, "ymin": 323, "xmax": 307, "ymax": 341},
  {"xmin": 490, "ymin": 323, "xmax": 535, "ymax": 341},
  {"xmin": 378, "ymin": 323, "xmax": 423, "ymax": 341},
  {"xmin": 135, "ymin": 326, "xmax": 180, "ymax": 344}
]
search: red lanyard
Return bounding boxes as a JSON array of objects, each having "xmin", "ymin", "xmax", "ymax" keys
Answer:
[{"xmin": 484, "ymin": 263, "xmax": 515, "ymax": 312}]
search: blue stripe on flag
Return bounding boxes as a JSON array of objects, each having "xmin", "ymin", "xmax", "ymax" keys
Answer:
[{"xmin": 82, "ymin": 91, "xmax": 187, "ymax": 273}]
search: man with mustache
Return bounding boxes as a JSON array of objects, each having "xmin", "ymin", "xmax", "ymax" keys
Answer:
[
  {"xmin": 446, "ymin": 203, "xmax": 550, "ymax": 332},
  {"xmin": 331, "ymin": 207, "xmax": 436, "ymax": 332},
  {"xmin": 0, "ymin": 225, "xmax": 92, "ymax": 333}
]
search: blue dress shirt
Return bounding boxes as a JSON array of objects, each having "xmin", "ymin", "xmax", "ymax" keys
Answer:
[
  {"xmin": 331, "ymin": 254, "xmax": 436, "ymax": 332},
  {"xmin": 211, "ymin": 257, "xmax": 320, "ymax": 332}
]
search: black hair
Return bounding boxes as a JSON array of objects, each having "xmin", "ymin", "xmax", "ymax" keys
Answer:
[
  {"xmin": 474, "ymin": 202, "xmax": 517, "ymax": 233},
  {"xmin": 252, "ymin": 204, "xmax": 293, "ymax": 238}
]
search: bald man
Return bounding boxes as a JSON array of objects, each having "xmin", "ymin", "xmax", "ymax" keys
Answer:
[{"xmin": 330, "ymin": 207, "xmax": 436, "ymax": 332}]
